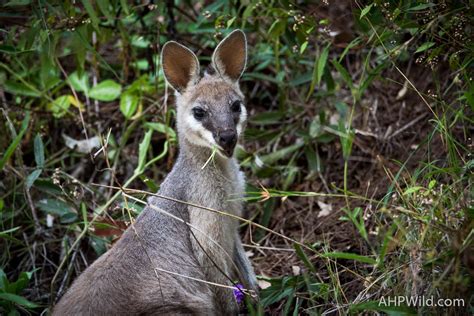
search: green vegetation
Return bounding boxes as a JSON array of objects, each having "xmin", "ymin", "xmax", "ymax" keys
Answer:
[{"xmin": 0, "ymin": 0, "xmax": 472, "ymax": 314}]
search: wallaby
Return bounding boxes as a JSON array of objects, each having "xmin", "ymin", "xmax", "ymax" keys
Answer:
[{"xmin": 53, "ymin": 29, "xmax": 257, "ymax": 315}]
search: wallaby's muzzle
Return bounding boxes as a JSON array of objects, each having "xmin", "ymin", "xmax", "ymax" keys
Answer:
[{"xmin": 215, "ymin": 129, "xmax": 237, "ymax": 157}]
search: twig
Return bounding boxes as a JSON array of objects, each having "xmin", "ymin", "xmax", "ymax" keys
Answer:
[
  {"xmin": 153, "ymin": 267, "xmax": 256, "ymax": 297},
  {"xmin": 166, "ymin": 0, "xmax": 177, "ymax": 39},
  {"xmin": 95, "ymin": 185, "xmax": 323, "ymax": 256},
  {"xmin": 121, "ymin": 193, "xmax": 250, "ymax": 301},
  {"xmin": 174, "ymin": 5, "xmax": 197, "ymax": 22},
  {"xmin": 56, "ymin": 239, "xmax": 80, "ymax": 302},
  {"xmin": 2, "ymin": 107, "xmax": 42, "ymax": 232},
  {"xmin": 24, "ymin": 187, "xmax": 41, "ymax": 233},
  {"xmin": 386, "ymin": 113, "xmax": 429, "ymax": 140},
  {"xmin": 55, "ymin": 58, "xmax": 92, "ymax": 161},
  {"xmin": 91, "ymin": 31, "xmax": 101, "ymax": 131},
  {"xmin": 243, "ymin": 243, "xmax": 295, "ymax": 252},
  {"xmin": 22, "ymin": 232, "xmax": 38, "ymax": 293}
]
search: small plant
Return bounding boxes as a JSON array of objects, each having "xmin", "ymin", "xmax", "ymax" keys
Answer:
[{"xmin": 0, "ymin": 269, "xmax": 39, "ymax": 315}]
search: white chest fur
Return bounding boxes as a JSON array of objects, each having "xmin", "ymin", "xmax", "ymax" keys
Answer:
[{"xmin": 187, "ymin": 157, "xmax": 245, "ymax": 288}]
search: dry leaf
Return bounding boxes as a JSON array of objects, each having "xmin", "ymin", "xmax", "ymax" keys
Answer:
[
  {"xmin": 257, "ymin": 279, "xmax": 271, "ymax": 289},
  {"xmin": 63, "ymin": 134, "xmax": 100, "ymax": 153},
  {"xmin": 292, "ymin": 265, "xmax": 301, "ymax": 275},
  {"xmin": 396, "ymin": 80, "xmax": 409, "ymax": 100},
  {"xmin": 317, "ymin": 201, "xmax": 333, "ymax": 218},
  {"xmin": 46, "ymin": 214, "xmax": 54, "ymax": 228}
]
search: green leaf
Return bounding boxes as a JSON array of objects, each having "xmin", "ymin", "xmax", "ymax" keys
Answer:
[
  {"xmin": 332, "ymin": 59, "xmax": 353, "ymax": 89},
  {"xmin": 4, "ymin": 0, "xmax": 32, "ymax": 6},
  {"xmin": 261, "ymin": 285, "xmax": 294, "ymax": 307},
  {"xmin": 290, "ymin": 73, "xmax": 313, "ymax": 86},
  {"xmin": 299, "ymin": 41, "xmax": 308, "ymax": 54},
  {"xmin": 463, "ymin": 90, "xmax": 474, "ymax": 110},
  {"xmin": 335, "ymin": 101, "xmax": 349, "ymax": 119},
  {"xmin": 260, "ymin": 276, "xmax": 301, "ymax": 307},
  {"xmin": 68, "ymin": 71, "xmax": 89, "ymax": 94},
  {"xmin": 415, "ymin": 42, "xmax": 435, "ymax": 54},
  {"xmin": 309, "ymin": 118, "xmax": 322, "ymax": 138},
  {"xmin": 47, "ymin": 95, "xmax": 71, "ymax": 118},
  {"xmin": 4, "ymin": 80, "xmax": 40, "ymax": 97},
  {"xmin": 377, "ymin": 223, "xmax": 397, "ymax": 267},
  {"xmin": 144, "ymin": 122, "xmax": 177, "ymax": 140},
  {"xmin": 0, "ymin": 293, "xmax": 39, "ymax": 309},
  {"xmin": 25, "ymin": 169, "xmax": 42, "ymax": 190},
  {"xmin": 60, "ymin": 212, "xmax": 78, "ymax": 223},
  {"xmin": 307, "ymin": 44, "xmax": 331, "ymax": 100},
  {"xmin": 428, "ymin": 180, "xmax": 437, "ymax": 189},
  {"xmin": 81, "ymin": 0, "xmax": 100, "ymax": 30},
  {"xmin": 0, "ymin": 112, "xmax": 30, "ymax": 171},
  {"xmin": 130, "ymin": 36, "xmax": 151, "ymax": 49},
  {"xmin": 36, "ymin": 199, "xmax": 72, "ymax": 216},
  {"xmin": 8, "ymin": 270, "xmax": 34, "ymax": 294},
  {"xmin": 120, "ymin": 92, "xmax": 139, "ymax": 119},
  {"xmin": 0, "ymin": 45, "xmax": 17, "ymax": 54},
  {"xmin": 119, "ymin": 0, "xmax": 130, "ymax": 15},
  {"xmin": 227, "ymin": 16, "xmax": 237, "ymax": 28},
  {"xmin": 249, "ymin": 111, "xmax": 285, "ymax": 125},
  {"xmin": 254, "ymin": 199, "xmax": 276, "ymax": 241},
  {"xmin": 316, "ymin": 45, "xmax": 330, "ymax": 87},
  {"xmin": 294, "ymin": 244, "xmax": 316, "ymax": 273},
  {"xmin": 338, "ymin": 122, "xmax": 354, "ymax": 160},
  {"xmin": 259, "ymin": 142, "xmax": 304, "ymax": 165},
  {"xmin": 0, "ymin": 268, "xmax": 7, "ymax": 290},
  {"xmin": 268, "ymin": 19, "xmax": 286, "ymax": 38},
  {"xmin": 403, "ymin": 186, "xmax": 424, "ymax": 195},
  {"xmin": 321, "ymin": 251, "xmax": 376, "ymax": 264},
  {"xmin": 360, "ymin": 3, "xmax": 374, "ymax": 19},
  {"xmin": 140, "ymin": 175, "xmax": 159, "ymax": 192},
  {"xmin": 407, "ymin": 3, "xmax": 435, "ymax": 11},
  {"xmin": 96, "ymin": 0, "xmax": 114, "ymax": 24},
  {"xmin": 33, "ymin": 179, "xmax": 62, "ymax": 195},
  {"xmin": 135, "ymin": 129, "xmax": 153, "ymax": 174},
  {"xmin": 339, "ymin": 38, "xmax": 362, "ymax": 62},
  {"xmin": 304, "ymin": 145, "xmax": 321, "ymax": 172},
  {"xmin": 89, "ymin": 80, "xmax": 122, "ymax": 102},
  {"xmin": 0, "ymin": 226, "xmax": 20, "ymax": 236},
  {"xmin": 127, "ymin": 75, "xmax": 152, "ymax": 93},
  {"xmin": 34, "ymin": 134, "xmax": 44, "ymax": 167}
]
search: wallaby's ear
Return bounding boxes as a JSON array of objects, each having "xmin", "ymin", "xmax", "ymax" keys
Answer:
[
  {"xmin": 161, "ymin": 41, "xmax": 200, "ymax": 92},
  {"xmin": 212, "ymin": 29, "xmax": 247, "ymax": 81}
]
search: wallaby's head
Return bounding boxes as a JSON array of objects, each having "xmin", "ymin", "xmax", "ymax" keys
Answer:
[{"xmin": 161, "ymin": 30, "xmax": 247, "ymax": 158}]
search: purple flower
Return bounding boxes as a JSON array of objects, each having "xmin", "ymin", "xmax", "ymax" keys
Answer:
[{"xmin": 233, "ymin": 283, "xmax": 245, "ymax": 304}]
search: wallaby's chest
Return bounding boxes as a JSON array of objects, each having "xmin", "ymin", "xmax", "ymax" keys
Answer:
[
  {"xmin": 187, "ymin": 166, "xmax": 243, "ymax": 237},
  {"xmin": 187, "ymin": 160, "xmax": 245, "ymax": 215},
  {"xmin": 185, "ymin": 161, "xmax": 245, "ymax": 290}
]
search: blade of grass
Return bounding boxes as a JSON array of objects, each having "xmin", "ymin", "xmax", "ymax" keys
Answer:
[{"xmin": 0, "ymin": 111, "xmax": 30, "ymax": 170}]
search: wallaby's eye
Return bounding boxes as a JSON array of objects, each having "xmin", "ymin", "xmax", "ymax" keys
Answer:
[
  {"xmin": 192, "ymin": 107, "xmax": 206, "ymax": 120},
  {"xmin": 231, "ymin": 100, "xmax": 241, "ymax": 113}
]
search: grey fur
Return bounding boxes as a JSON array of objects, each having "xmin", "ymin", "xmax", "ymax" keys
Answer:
[{"xmin": 53, "ymin": 30, "xmax": 257, "ymax": 315}]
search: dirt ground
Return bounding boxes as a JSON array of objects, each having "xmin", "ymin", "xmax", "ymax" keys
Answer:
[{"xmin": 245, "ymin": 62, "xmax": 450, "ymax": 308}]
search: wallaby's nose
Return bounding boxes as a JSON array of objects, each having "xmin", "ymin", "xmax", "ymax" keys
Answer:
[{"xmin": 216, "ymin": 130, "xmax": 237, "ymax": 157}]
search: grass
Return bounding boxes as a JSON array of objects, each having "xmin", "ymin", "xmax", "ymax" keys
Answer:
[{"xmin": 1, "ymin": 0, "xmax": 473, "ymax": 315}]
